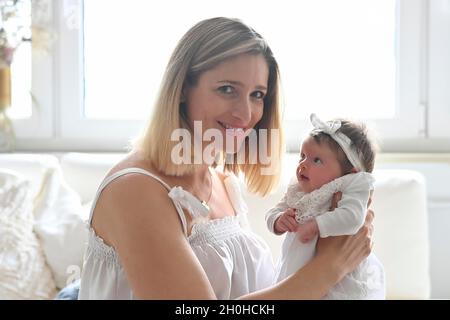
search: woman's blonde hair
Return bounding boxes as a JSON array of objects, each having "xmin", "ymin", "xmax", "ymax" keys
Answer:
[{"xmin": 133, "ymin": 17, "xmax": 284, "ymax": 196}]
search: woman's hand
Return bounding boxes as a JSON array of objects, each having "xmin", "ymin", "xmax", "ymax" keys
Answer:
[
  {"xmin": 329, "ymin": 192, "xmax": 342, "ymax": 211},
  {"xmin": 297, "ymin": 219, "xmax": 319, "ymax": 243},
  {"xmin": 315, "ymin": 192, "xmax": 375, "ymax": 283}
]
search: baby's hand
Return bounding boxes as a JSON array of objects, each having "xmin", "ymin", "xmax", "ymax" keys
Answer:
[
  {"xmin": 297, "ymin": 219, "xmax": 319, "ymax": 243},
  {"xmin": 274, "ymin": 208, "xmax": 298, "ymax": 234}
]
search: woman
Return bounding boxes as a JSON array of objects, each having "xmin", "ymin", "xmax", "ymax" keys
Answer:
[{"xmin": 77, "ymin": 17, "xmax": 374, "ymax": 299}]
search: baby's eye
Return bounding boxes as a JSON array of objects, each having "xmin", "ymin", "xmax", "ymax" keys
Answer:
[
  {"xmin": 313, "ymin": 157, "xmax": 322, "ymax": 164},
  {"xmin": 299, "ymin": 154, "xmax": 305, "ymax": 162},
  {"xmin": 217, "ymin": 85, "xmax": 234, "ymax": 95}
]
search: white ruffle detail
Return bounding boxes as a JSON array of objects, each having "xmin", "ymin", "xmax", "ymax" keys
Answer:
[{"xmin": 168, "ymin": 186, "xmax": 210, "ymax": 219}]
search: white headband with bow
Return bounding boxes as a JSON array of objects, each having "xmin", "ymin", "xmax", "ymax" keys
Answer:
[{"xmin": 310, "ymin": 113, "xmax": 366, "ymax": 172}]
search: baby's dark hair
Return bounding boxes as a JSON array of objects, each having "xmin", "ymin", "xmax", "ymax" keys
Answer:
[{"xmin": 309, "ymin": 119, "xmax": 377, "ymax": 173}]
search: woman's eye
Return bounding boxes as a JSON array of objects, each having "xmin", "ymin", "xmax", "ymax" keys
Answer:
[
  {"xmin": 314, "ymin": 158, "xmax": 323, "ymax": 164},
  {"xmin": 252, "ymin": 91, "xmax": 266, "ymax": 99},
  {"xmin": 218, "ymin": 85, "xmax": 234, "ymax": 94}
]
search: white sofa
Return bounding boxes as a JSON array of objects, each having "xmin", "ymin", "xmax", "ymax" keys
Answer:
[{"xmin": 0, "ymin": 152, "xmax": 431, "ymax": 299}]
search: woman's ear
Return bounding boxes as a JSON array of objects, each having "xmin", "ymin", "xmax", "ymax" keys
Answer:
[{"xmin": 351, "ymin": 167, "xmax": 358, "ymax": 173}]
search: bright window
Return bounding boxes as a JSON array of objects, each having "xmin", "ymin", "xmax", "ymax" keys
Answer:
[
  {"xmin": 280, "ymin": 1, "xmax": 396, "ymax": 121},
  {"xmin": 16, "ymin": 0, "xmax": 450, "ymax": 152},
  {"xmin": 83, "ymin": 0, "xmax": 396, "ymax": 122}
]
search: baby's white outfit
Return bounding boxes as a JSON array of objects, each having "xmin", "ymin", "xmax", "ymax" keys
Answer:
[
  {"xmin": 78, "ymin": 168, "xmax": 275, "ymax": 299},
  {"xmin": 266, "ymin": 172, "xmax": 385, "ymax": 300}
]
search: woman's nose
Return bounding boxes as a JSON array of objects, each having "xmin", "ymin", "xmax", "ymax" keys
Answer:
[{"xmin": 231, "ymin": 97, "xmax": 252, "ymax": 124}]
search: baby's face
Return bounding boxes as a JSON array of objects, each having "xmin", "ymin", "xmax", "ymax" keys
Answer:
[{"xmin": 296, "ymin": 137, "xmax": 343, "ymax": 193}]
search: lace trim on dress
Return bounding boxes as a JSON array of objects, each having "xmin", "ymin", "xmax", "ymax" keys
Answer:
[
  {"xmin": 84, "ymin": 170, "xmax": 247, "ymax": 266},
  {"xmin": 286, "ymin": 172, "xmax": 374, "ymax": 224},
  {"xmin": 286, "ymin": 174, "xmax": 352, "ymax": 223},
  {"xmin": 188, "ymin": 215, "xmax": 242, "ymax": 246},
  {"xmin": 85, "ymin": 215, "xmax": 244, "ymax": 266}
]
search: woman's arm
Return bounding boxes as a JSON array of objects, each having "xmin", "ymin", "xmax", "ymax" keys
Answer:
[
  {"xmin": 242, "ymin": 253, "xmax": 341, "ymax": 299},
  {"xmin": 97, "ymin": 173, "xmax": 217, "ymax": 299},
  {"xmin": 243, "ymin": 209, "xmax": 374, "ymax": 299}
]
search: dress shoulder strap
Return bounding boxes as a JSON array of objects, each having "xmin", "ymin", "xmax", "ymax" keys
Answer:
[{"xmin": 88, "ymin": 167, "xmax": 188, "ymax": 235}]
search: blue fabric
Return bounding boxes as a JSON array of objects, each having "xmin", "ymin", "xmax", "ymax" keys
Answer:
[{"xmin": 54, "ymin": 279, "xmax": 80, "ymax": 300}]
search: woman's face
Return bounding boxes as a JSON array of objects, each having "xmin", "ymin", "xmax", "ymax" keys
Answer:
[{"xmin": 185, "ymin": 53, "xmax": 269, "ymax": 154}]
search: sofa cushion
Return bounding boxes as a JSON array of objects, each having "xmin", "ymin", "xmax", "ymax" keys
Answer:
[
  {"xmin": 60, "ymin": 153, "xmax": 125, "ymax": 205},
  {"xmin": 0, "ymin": 169, "xmax": 57, "ymax": 299},
  {"xmin": 370, "ymin": 169, "xmax": 430, "ymax": 299},
  {"xmin": 0, "ymin": 154, "xmax": 59, "ymax": 199},
  {"xmin": 33, "ymin": 166, "xmax": 90, "ymax": 289}
]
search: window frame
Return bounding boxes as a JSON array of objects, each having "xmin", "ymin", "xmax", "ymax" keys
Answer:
[
  {"xmin": 428, "ymin": 0, "xmax": 450, "ymax": 138},
  {"xmin": 285, "ymin": 0, "xmax": 426, "ymax": 151},
  {"xmin": 12, "ymin": 0, "xmax": 54, "ymax": 140},
  {"xmin": 57, "ymin": 0, "xmax": 141, "ymax": 149}
]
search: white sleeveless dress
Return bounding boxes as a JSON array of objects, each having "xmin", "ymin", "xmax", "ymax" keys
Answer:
[{"xmin": 78, "ymin": 168, "xmax": 275, "ymax": 299}]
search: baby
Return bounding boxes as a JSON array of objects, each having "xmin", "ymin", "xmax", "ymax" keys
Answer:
[{"xmin": 266, "ymin": 113, "xmax": 385, "ymax": 299}]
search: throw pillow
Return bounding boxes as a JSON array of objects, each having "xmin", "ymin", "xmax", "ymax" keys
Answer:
[
  {"xmin": 33, "ymin": 167, "xmax": 89, "ymax": 289},
  {"xmin": 0, "ymin": 169, "xmax": 57, "ymax": 299}
]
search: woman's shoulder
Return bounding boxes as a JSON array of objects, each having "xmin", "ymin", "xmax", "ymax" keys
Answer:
[
  {"xmin": 100, "ymin": 153, "xmax": 172, "ymax": 202},
  {"xmin": 91, "ymin": 152, "xmax": 182, "ymax": 246},
  {"xmin": 104, "ymin": 151, "xmax": 162, "ymax": 181},
  {"xmin": 106, "ymin": 151, "xmax": 152, "ymax": 175},
  {"xmin": 95, "ymin": 152, "xmax": 175, "ymax": 218}
]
